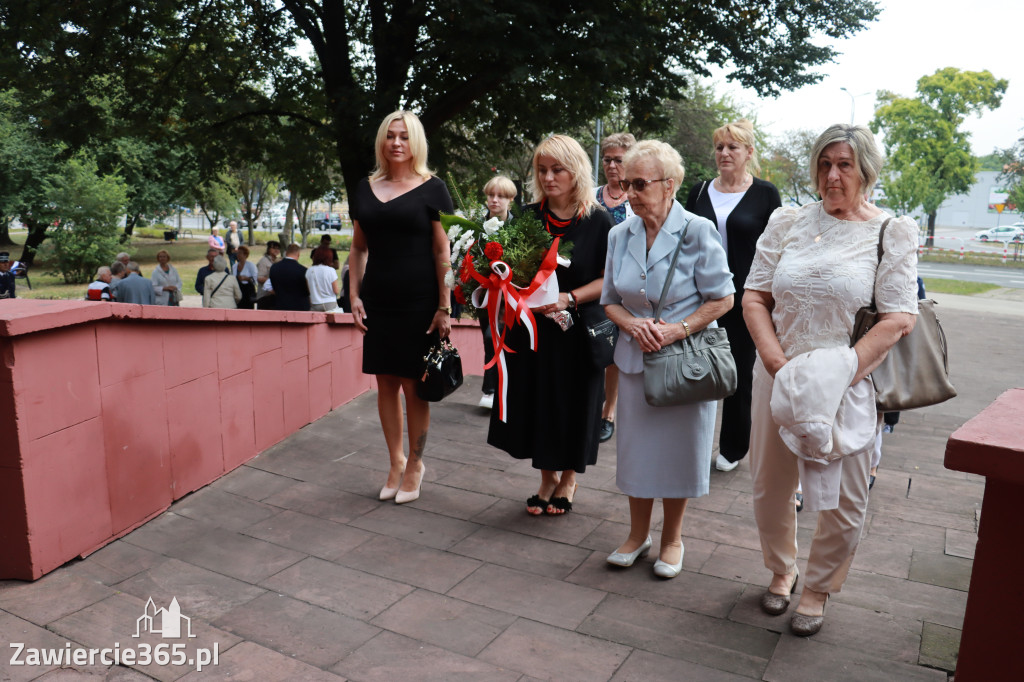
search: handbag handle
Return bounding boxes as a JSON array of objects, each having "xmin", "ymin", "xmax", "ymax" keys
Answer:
[
  {"xmin": 653, "ymin": 217, "xmax": 693, "ymax": 322},
  {"xmin": 867, "ymin": 216, "xmax": 894, "ymax": 310}
]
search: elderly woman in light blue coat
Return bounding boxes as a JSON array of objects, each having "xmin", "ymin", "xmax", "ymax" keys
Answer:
[{"xmin": 601, "ymin": 140, "xmax": 735, "ymax": 579}]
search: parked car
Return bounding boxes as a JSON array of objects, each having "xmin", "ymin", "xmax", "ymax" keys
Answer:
[
  {"xmin": 974, "ymin": 225, "xmax": 1024, "ymax": 242},
  {"xmin": 316, "ymin": 216, "xmax": 344, "ymax": 231}
]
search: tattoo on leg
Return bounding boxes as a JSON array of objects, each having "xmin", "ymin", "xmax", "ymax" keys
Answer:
[{"xmin": 410, "ymin": 431, "xmax": 427, "ymax": 461}]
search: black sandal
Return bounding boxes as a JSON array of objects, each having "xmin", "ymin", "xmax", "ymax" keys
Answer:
[
  {"xmin": 526, "ymin": 495, "xmax": 549, "ymax": 516},
  {"xmin": 545, "ymin": 483, "xmax": 577, "ymax": 515}
]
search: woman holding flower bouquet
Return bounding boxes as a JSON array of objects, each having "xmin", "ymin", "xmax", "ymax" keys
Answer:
[
  {"xmin": 347, "ymin": 110, "xmax": 454, "ymax": 505},
  {"xmin": 601, "ymin": 140, "xmax": 734, "ymax": 578},
  {"xmin": 486, "ymin": 135, "xmax": 614, "ymax": 516}
]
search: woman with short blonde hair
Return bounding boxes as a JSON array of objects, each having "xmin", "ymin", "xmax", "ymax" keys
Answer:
[
  {"xmin": 488, "ymin": 134, "xmax": 614, "ymax": 516},
  {"xmin": 602, "ymin": 139, "xmax": 734, "ymax": 578},
  {"xmin": 686, "ymin": 118, "xmax": 781, "ymax": 474}
]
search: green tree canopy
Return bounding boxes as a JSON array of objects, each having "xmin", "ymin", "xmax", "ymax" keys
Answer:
[
  {"xmin": 4, "ymin": 0, "xmax": 882, "ymax": 199},
  {"xmin": 871, "ymin": 68, "xmax": 1007, "ymax": 237}
]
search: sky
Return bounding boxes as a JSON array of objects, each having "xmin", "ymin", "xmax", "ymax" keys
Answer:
[{"xmin": 710, "ymin": 0, "xmax": 1024, "ymax": 156}]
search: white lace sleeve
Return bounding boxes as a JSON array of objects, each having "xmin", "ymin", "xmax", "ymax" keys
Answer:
[
  {"xmin": 875, "ymin": 216, "xmax": 919, "ymax": 314},
  {"xmin": 744, "ymin": 206, "xmax": 798, "ymax": 292}
]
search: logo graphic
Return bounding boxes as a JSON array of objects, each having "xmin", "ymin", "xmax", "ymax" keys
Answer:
[{"xmin": 134, "ymin": 597, "xmax": 196, "ymax": 639}]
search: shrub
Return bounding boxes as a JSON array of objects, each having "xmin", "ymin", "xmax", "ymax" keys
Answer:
[{"xmin": 43, "ymin": 156, "xmax": 127, "ymax": 283}]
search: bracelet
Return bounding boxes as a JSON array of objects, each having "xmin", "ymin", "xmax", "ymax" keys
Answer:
[
  {"xmin": 567, "ymin": 291, "xmax": 578, "ymax": 309},
  {"xmin": 681, "ymin": 320, "xmax": 691, "ymax": 339},
  {"xmin": 438, "ymin": 306, "xmax": 452, "ymax": 314}
]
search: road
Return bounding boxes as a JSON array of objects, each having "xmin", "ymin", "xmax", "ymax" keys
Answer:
[{"xmin": 918, "ymin": 261, "xmax": 1024, "ymax": 289}]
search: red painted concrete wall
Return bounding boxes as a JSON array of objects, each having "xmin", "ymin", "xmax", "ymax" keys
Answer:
[{"xmin": 0, "ymin": 300, "xmax": 485, "ymax": 580}]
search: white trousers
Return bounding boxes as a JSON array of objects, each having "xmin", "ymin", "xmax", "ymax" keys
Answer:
[{"xmin": 748, "ymin": 357, "xmax": 871, "ymax": 594}]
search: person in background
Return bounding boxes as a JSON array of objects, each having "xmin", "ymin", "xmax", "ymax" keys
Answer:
[
  {"xmin": 269, "ymin": 243, "xmax": 310, "ymax": 311},
  {"xmin": 476, "ymin": 175, "xmax": 519, "ymax": 409},
  {"xmin": 208, "ymin": 225, "xmax": 226, "ymax": 255},
  {"xmin": 256, "ymin": 241, "xmax": 281, "ymax": 310},
  {"xmin": 602, "ymin": 140, "xmax": 734, "ymax": 578},
  {"xmin": 232, "ymin": 245, "xmax": 258, "ymax": 309},
  {"xmin": 0, "ymin": 253, "xmax": 16, "ymax": 299},
  {"xmin": 109, "ymin": 261, "xmax": 127, "ymax": 300},
  {"xmin": 347, "ymin": 110, "xmax": 454, "ymax": 505},
  {"xmin": 116, "ymin": 252, "xmax": 131, "ymax": 267},
  {"xmin": 226, "ymin": 221, "xmax": 241, "ymax": 268},
  {"xmin": 686, "ymin": 119, "xmax": 781, "ymax": 473},
  {"xmin": 594, "ymin": 132, "xmax": 637, "ymax": 443},
  {"xmin": 194, "ymin": 248, "xmax": 221, "ymax": 297},
  {"xmin": 151, "ymin": 249, "xmax": 183, "ymax": 306},
  {"xmin": 311, "ymin": 234, "xmax": 340, "ymax": 269},
  {"xmin": 306, "ymin": 246, "xmax": 340, "ymax": 312},
  {"xmin": 203, "ymin": 255, "xmax": 242, "ymax": 308},
  {"xmin": 86, "ymin": 266, "xmax": 113, "ymax": 301},
  {"xmin": 116, "ymin": 262, "xmax": 155, "ymax": 304}
]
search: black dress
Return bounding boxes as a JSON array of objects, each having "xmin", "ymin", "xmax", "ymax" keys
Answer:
[
  {"xmin": 685, "ymin": 176, "xmax": 781, "ymax": 462},
  {"xmin": 351, "ymin": 176, "xmax": 454, "ymax": 378},
  {"xmin": 487, "ymin": 203, "xmax": 614, "ymax": 473}
]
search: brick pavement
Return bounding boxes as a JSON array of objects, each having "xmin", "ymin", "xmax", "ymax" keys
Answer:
[{"xmin": 1, "ymin": 297, "xmax": 1020, "ymax": 681}]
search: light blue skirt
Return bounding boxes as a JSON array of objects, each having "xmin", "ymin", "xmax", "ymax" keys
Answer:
[{"xmin": 615, "ymin": 370, "xmax": 716, "ymax": 499}]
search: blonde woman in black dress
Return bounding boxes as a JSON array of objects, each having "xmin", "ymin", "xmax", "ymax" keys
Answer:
[
  {"xmin": 348, "ymin": 111, "xmax": 454, "ymax": 505},
  {"xmin": 487, "ymin": 135, "xmax": 613, "ymax": 515}
]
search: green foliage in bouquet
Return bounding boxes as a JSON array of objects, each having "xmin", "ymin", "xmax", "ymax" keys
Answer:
[{"xmin": 441, "ymin": 207, "xmax": 572, "ymax": 318}]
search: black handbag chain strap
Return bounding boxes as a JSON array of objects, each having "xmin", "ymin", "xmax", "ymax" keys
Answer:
[{"xmin": 653, "ymin": 217, "xmax": 693, "ymax": 321}]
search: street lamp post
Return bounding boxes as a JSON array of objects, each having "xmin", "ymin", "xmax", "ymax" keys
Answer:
[{"xmin": 840, "ymin": 87, "xmax": 871, "ymax": 125}]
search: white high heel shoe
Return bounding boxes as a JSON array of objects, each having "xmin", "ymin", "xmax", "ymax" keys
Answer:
[
  {"xmin": 606, "ymin": 536, "xmax": 652, "ymax": 567},
  {"xmin": 395, "ymin": 465, "xmax": 425, "ymax": 504},
  {"xmin": 379, "ymin": 470, "xmax": 404, "ymax": 501}
]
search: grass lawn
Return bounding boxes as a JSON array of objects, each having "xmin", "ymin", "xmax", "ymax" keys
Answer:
[
  {"xmin": 9, "ymin": 231, "xmax": 347, "ymax": 300},
  {"xmin": 921, "ymin": 278, "xmax": 1001, "ymax": 296}
]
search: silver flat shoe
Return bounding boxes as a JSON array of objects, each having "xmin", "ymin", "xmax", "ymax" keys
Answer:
[
  {"xmin": 760, "ymin": 570, "xmax": 799, "ymax": 616},
  {"xmin": 606, "ymin": 536, "xmax": 652, "ymax": 567},
  {"xmin": 790, "ymin": 594, "xmax": 828, "ymax": 636},
  {"xmin": 653, "ymin": 543, "xmax": 684, "ymax": 578}
]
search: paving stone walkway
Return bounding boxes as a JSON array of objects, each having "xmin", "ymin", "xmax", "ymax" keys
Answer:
[{"xmin": 2, "ymin": 299, "xmax": 1021, "ymax": 681}]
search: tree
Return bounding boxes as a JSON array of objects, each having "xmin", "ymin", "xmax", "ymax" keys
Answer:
[
  {"xmin": 998, "ymin": 134, "xmax": 1024, "ymax": 213},
  {"xmin": 871, "ymin": 68, "xmax": 1007, "ymax": 241},
  {"xmin": 761, "ymin": 129, "xmax": 819, "ymax": 205},
  {"xmin": 42, "ymin": 155, "xmax": 127, "ymax": 283},
  {"xmin": 3, "ymin": 1, "xmax": 882, "ymax": 202}
]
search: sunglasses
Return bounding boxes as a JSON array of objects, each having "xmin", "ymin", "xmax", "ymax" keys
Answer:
[
  {"xmin": 602, "ymin": 156, "xmax": 624, "ymax": 165},
  {"xmin": 618, "ymin": 178, "xmax": 669, "ymax": 192}
]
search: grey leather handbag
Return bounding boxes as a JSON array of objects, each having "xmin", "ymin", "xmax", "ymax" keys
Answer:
[
  {"xmin": 642, "ymin": 219, "xmax": 738, "ymax": 407},
  {"xmin": 851, "ymin": 220, "xmax": 957, "ymax": 411}
]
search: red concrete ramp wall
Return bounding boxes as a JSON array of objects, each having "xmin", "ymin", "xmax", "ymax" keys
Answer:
[{"xmin": 0, "ymin": 300, "xmax": 484, "ymax": 580}]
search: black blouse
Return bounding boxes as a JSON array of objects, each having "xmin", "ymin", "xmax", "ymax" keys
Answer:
[{"xmin": 684, "ymin": 176, "xmax": 781, "ymax": 293}]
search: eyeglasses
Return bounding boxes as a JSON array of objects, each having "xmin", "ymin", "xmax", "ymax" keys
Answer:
[
  {"xmin": 602, "ymin": 156, "xmax": 624, "ymax": 165},
  {"xmin": 618, "ymin": 178, "xmax": 669, "ymax": 192}
]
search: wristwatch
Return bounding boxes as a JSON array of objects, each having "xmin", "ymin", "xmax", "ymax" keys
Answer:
[
  {"xmin": 567, "ymin": 292, "xmax": 578, "ymax": 309},
  {"xmin": 438, "ymin": 305, "xmax": 452, "ymax": 314}
]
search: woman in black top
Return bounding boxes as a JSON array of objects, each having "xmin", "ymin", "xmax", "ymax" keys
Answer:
[
  {"xmin": 348, "ymin": 110, "xmax": 454, "ymax": 505},
  {"xmin": 685, "ymin": 119, "xmax": 781, "ymax": 472},
  {"xmin": 487, "ymin": 135, "xmax": 613, "ymax": 516}
]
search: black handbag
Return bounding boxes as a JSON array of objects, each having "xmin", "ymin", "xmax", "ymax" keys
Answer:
[
  {"xmin": 642, "ymin": 218, "xmax": 738, "ymax": 407},
  {"xmin": 851, "ymin": 219, "xmax": 956, "ymax": 411},
  {"xmin": 416, "ymin": 339, "xmax": 464, "ymax": 402},
  {"xmin": 577, "ymin": 302, "xmax": 618, "ymax": 369}
]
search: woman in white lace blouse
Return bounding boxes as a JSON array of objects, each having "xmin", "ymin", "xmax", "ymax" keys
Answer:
[{"xmin": 743, "ymin": 124, "xmax": 918, "ymax": 637}]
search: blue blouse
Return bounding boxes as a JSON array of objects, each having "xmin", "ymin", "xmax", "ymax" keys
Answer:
[{"xmin": 600, "ymin": 201, "xmax": 735, "ymax": 373}]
